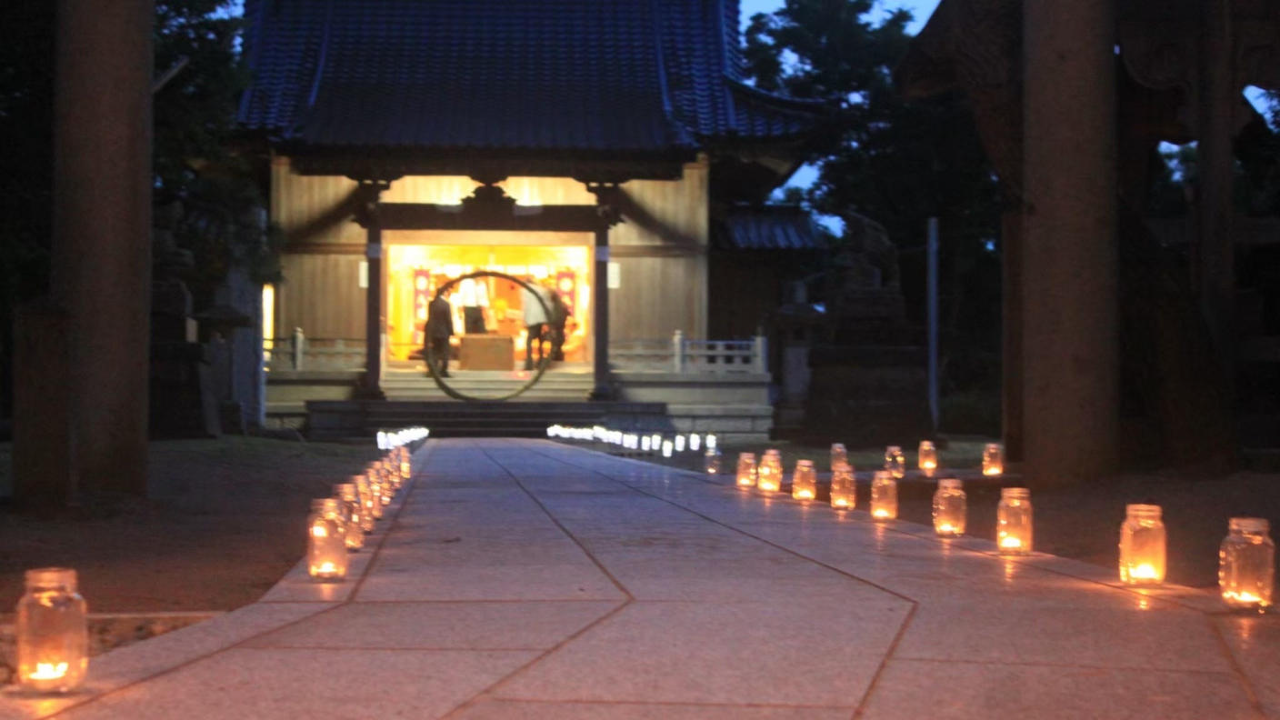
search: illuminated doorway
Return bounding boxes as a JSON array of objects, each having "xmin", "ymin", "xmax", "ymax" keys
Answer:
[{"xmin": 386, "ymin": 237, "xmax": 591, "ymax": 371}]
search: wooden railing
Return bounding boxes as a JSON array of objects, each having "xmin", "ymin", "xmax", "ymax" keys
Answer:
[
  {"xmin": 611, "ymin": 331, "xmax": 767, "ymax": 374},
  {"xmin": 268, "ymin": 330, "xmax": 366, "ymax": 371}
]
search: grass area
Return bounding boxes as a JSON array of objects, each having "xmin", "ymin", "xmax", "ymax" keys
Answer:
[{"xmin": 0, "ymin": 437, "xmax": 379, "ymax": 613}]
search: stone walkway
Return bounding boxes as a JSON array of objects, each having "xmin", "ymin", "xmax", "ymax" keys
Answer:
[{"xmin": 3, "ymin": 439, "xmax": 1277, "ymax": 719}]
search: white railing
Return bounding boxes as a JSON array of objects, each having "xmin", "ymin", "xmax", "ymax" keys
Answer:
[
  {"xmin": 611, "ymin": 331, "xmax": 767, "ymax": 374},
  {"xmin": 269, "ymin": 329, "xmax": 366, "ymax": 371},
  {"xmin": 270, "ymin": 329, "xmax": 767, "ymax": 375}
]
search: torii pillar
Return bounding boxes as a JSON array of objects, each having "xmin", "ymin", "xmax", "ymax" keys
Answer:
[
  {"xmin": 1021, "ymin": 0, "xmax": 1119, "ymax": 484},
  {"xmin": 14, "ymin": 0, "xmax": 154, "ymax": 503}
]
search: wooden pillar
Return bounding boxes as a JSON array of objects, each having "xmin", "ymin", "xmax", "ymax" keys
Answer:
[
  {"xmin": 25, "ymin": 0, "xmax": 153, "ymax": 499},
  {"xmin": 1022, "ymin": 0, "xmax": 1119, "ymax": 483},
  {"xmin": 590, "ymin": 223, "xmax": 613, "ymax": 400},
  {"xmin": 1198, "ymin": 0, "xmax": 1236, "ymax": 397},
  {"xmin": 361, "ymin": 212, "xmax": 386, "ymax": 400},
  {"xmin": 1001, "ymin": 211, "xmax": 1024, "ymax": 463}
]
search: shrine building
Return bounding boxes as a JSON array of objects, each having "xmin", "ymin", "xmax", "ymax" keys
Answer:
[{"xmin": 238, "ymin": 0, "xmax": 829, "ymax": 438}]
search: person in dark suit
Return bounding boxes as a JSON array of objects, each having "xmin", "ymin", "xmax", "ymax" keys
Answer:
[
  {"xmin": 425, "ymin": 286, "xmax": 454, "ymax": 377},
  {"xmin": 548, "ymin": 290, "xmax": 571, "ymax": 362}
]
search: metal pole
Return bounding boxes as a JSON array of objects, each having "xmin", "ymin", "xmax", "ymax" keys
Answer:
[{"xmin": 927, "ymin": 217, "xmax": 940, "ymax": 432}]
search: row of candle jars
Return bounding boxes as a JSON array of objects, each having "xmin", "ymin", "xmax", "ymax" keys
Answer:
[
  {"xmin": 884, "ymin": 441, "xmax": 1005, "ymax": 479},
  {"xmin": 733, "ymin": 441, "xmax": 1272, "ymax": 611},
  {"xmin": 308, "ymin": 445, "xmax": 413, "ymax": 582},
  {"xmin": 6, "ymin": 444, "xmax": 419, "ymax": 696}
]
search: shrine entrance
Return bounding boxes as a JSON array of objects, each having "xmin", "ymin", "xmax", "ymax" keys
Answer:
[{"xmin": 385, "ymin": 235, "xmax": 593, "ymax": 373}]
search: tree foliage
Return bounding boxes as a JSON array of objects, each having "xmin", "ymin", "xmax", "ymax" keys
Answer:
[{"xmin": 744, "ymin": 0, "xmax": 1004, "ymax": 395}]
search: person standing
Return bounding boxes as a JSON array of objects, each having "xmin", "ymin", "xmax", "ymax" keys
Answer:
[
  {"xmin": 521, "ymin": 281, "xmax": 550, "ymax": 371},
  {"xmin": 425, "ymin": 286, "xmax": 454, "ymax": 377},
  {"xmin": 549, "ymin": 289, "xmax": 571, "ymax": 362}
]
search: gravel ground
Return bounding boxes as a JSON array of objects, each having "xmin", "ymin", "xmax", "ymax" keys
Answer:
[{"xmin": 0, "ymin": 436, "xmax": 379, "ymax": 613}]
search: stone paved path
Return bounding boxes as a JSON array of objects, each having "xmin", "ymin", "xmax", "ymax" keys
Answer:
[{"xmin": 3, "ymin": 438, "xmax": 1277, "ymax": 719}]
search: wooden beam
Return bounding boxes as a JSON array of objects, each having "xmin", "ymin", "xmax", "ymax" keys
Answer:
[{"xmin": 376, "ymin": 202, "xmax": 606, "ymax": 233}]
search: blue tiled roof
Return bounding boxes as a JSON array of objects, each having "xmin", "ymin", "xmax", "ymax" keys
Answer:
[
  {"xmin": 238, "ymin": 0, "xmax": 823, "ymax": 153},
  {"xmin": 717, "ymin": 205, "xmax": 828, "ymax": 250}
]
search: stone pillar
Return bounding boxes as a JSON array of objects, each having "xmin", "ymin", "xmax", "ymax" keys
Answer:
[
  {"xmin": 361, "ymin": 213, "xmax": 386, "ymax": 399},
  {"xmin": 1021, "ymin": 0, "xmax": 1118, "ymax": 483},
  {"xmin": 590, "ymin": 224, "xmax": 613, "ymax": 400},
  {"xmin": 34, "ymin": 0, "xmax": 153, "ymax": 497}
]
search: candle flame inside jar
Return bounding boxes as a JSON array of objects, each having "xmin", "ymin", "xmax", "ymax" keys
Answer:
[
  {"xmin": 795, "ymin": 490, "xmax": 814, "ymax": 500},
  {"xmin": 313, "ymin": 562, "xmax": 337, "ymax": 575},
  {"xmin": 1129, "ymin": 564, "xmax": 1159, "ymax": 580},
  {"xmin": 311, "ymin": 525, "xmax": 328, "ymax": 538},
  {"xmin": 833, "ymin": 499, "xmax": 849, "ymax": 508},
  {"xmin": 999, "ymin": 536, "xmax": 1022, "ymax": 549},
  {"xmin": 937, "ymin": 523, "xmax": 955, "ymax": 534},
  {"xmin": 983, "ymin": 466, "xmax": 1003, "ymax": 476},
  {"xmin": 873, "ymin": 509, "xmax": 891, "ymax": 519},
  {"xmin": 1223, "ymin": 591, "xmax": 1266, "ymax": 605},
  {"xmin": 30, "ymin": 663, "xmax": 69, "ymax": 681}
]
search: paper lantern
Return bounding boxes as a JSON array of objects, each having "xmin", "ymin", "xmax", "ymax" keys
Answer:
[{"xmin": 15, "ymin": 568, "xmax": 88, "ymax": 693}]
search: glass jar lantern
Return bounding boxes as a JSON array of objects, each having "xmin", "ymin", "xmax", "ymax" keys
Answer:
[
  {"xmin": 1219, "ymin": 517, "xmax": 1274, "ymax": 611},
  {"xmin": 704, "ymin": 448, "xmax": 723, "ymax": 475},
  {"xmin": 308, "ymin": 498, "xmax": 349, "ymax": 582},
  {"xmin": 997, "ymin": 488, "xmax": 1033, "ymax": 555},
  {"xmin": 15, "ymin": 567, "xmax": 88, "ymax": 694},
  {"xmin": 830, "ymin": 443, "xmax": 848, "ymax": 471},
  {"xmin": 758, "ymin": 450, "xmax": 783, "ymax": 493},
  {"xmin": 918, "ymin": 441, "xmax": 938, "ymax": 478},
  {"xmin": 830, "ymin": 462, "xmax": 856, "ymax": 509},
  {"xmin": 366, "ymin": 475, "xmax": 386, "ymax": 517},
  {"xmin": 870, "ymin": 470, "xmax": 898, "ymax": 520},
  {"xmin": 982, "ymin": 443, "xmax": 1004, "ymax": 476},
  {"xmin": 335, "ymin": 483, "xmax": 366, "ymax": 550},
  {"xmin": 884, "ymin": 446, "xmax": 906, "ymax": 479},
  {"xmin": 1118, "ymin": 504, "xmax": 1166, "ymax": 585},
  {"xmin": 932, "ymin": 478, "xmax": 966, "ymax": 537},
  {"xmin": 735, "ymin": 452, "xmax": 757, "ymax": 488},
  {"xmin": 353, "ymin": 475, "xmax": 376, "ymax": 533},
  {"xmin": 791, "ymin": 459, "xmax": 817, "ymax": 501}
]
